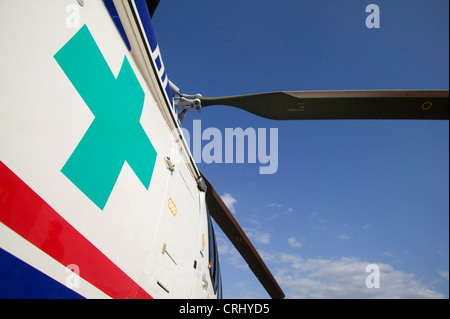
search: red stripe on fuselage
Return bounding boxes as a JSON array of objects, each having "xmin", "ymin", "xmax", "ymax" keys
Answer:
[{"xmin": 0, "ymin": 161, "xmax": 152, "ymax": 299}]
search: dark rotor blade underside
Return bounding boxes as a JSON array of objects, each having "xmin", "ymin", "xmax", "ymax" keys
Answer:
[
  {"xmin": 200, "ymin": 90, "xmax": 449, "ymax": 120},
  {"xmin": 201, "ymin": 174, "xmax": 285, "ymax": 299}
]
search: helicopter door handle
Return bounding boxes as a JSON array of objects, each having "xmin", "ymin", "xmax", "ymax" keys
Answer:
[{"xmin": 161, "ymin": 243, "xmax": 177, "ymax": 265}]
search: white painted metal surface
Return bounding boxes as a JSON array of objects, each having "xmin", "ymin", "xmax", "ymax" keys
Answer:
[{"xmin": 0, "ymin": 0, "xmax": 218, "ymax": 299}]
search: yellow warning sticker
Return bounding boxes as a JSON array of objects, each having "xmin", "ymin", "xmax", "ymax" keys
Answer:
[{"xmin": 168, "ymin": 197, "xmax": 177, "ymax": 216}]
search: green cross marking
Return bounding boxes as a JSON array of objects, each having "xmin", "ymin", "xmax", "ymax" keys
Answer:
[{"xmin": 54, "ymin": 25, "xmax": 157, "ymax": 210}]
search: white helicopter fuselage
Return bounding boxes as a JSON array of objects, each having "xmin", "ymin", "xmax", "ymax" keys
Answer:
[{"xmin": 0, "ymin": 0, "xmax": 221, "ymax": 299}]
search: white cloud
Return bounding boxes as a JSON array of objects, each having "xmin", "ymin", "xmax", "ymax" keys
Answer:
[
  {"xmin": 271, "ymin": 253, "xmax": 445, "ymax": 299},
  {"xmin": 438, "ymin": 270, "xmax": 449, "ymax": 280},
  {"xmin": 243, "ymin": 227, "xmax": 271, "ymax": 245},
  {"xmin": 268, "ymin": 202, "xmax": 283, "ymax": 208},
  {"xmin": 338, "ymin": 234, "xmax": 350, "ymax": 240},
  {"xmin": 216, "ymin": 227, "xmax": 445, "ymax": 299},
  {"xmin": 246, "ymin": 217, "xmax": 261, "ymax": 227},
  {"xmin": 221, "ymin": 192, "xmax": 237, "ymax": 214},
  {"xmin": 281, "ymin": 207, "xmax": 294, "ymax": 215},
  {"xmin": 266, "ymin": 203, "xmax": 295, "ymax": 220},
  {"xmin": 288, "ymin": 236, "xmax": 302, "ymax": 248}
]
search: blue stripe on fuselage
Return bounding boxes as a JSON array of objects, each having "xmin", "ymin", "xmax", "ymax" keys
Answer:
[
  {"xmin": 0, "ymin": 247, "xmax": 84, "ymax": 299},
  {"xmin": 134, "ymin": 0, "xmax": 174, "ymax": 109}
]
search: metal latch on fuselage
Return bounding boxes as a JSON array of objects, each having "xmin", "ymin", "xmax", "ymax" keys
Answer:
[{"xmin": 169, "ymin": 81, "xmax": 202, "ymax": 123}]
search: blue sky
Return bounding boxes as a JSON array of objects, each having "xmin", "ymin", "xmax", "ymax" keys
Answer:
[{"xmin": 152, "ymin": 0, "xmax": 449, "ymax": 298}]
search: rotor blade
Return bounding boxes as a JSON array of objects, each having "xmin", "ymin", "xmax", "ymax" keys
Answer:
[
  {"xmin": 145, "ymin": 0, "xmax": 160, "ymax": 17},
  {"xmin": 200, "ymin": 90, "xmax": 449, "ymax": 120},
  {"xmin": 201, "ymin": 174, "xmax": 285, "ymax": 299}
]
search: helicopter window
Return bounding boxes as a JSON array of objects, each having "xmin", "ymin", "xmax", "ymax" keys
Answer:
[{"xmin": 207, "ymin": 210, "xmax": 223, "ymax": 298}]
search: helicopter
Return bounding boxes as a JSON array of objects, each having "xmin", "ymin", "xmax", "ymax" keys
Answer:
[{"xmin": 0, "ymin": 0, "xmax": 448, "ymax": 299}]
